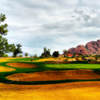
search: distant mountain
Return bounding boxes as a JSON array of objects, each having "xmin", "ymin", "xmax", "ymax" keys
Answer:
[{"xmin": 67, "ymin": 40, "xmax": 100, "ymax": 55}]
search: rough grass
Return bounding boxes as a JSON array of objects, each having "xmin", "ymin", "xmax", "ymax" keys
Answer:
[
  {"xmin": 0, "ymin": 57, "xmax": 16, "ymax": 62},
  {"xmin": 0, "ymin": 66, "xmax": 15, "ymax": 72},
  {"xmin": 0, "ymin": 82, "xmax": 100, "ymax": 100},
  {"xmin": 34, "ymin": 57, "xmax": 66, "ymax": 62}
]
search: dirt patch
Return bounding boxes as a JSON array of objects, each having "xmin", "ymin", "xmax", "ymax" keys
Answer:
[
  {"xmin": 7, "ymin": 69, "xmax": 100, "ymax": 81},
  {"xmin": 0, "ymin": 66, "xmax": 15, "ymax": 72},
  {"xmin": 7, "ymin": 63, "xmax": 37, "ymax": 68}
]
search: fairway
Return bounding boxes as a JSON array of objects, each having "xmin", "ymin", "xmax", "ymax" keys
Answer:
[{"xmin": 44, "ymin": 64, "xmax": 100, "ymax": 69}]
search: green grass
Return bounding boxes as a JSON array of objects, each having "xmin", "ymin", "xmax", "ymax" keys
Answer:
[
  {"xmin": 9, "ymin": 58, "xmax": 33, "ymax": 62},
  {"xmin": 44, "ymin": 64, "xmax": 100, "ymax": 70}
]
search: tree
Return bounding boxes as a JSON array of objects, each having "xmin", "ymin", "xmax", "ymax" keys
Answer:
[
  {"xmin": 33, "ymin": 54, "xmax": 38, "ymax": 58},
  {"xmin": 52, "ymin": 51, "xmax": 59, "ymax": 57},
  {"xmin": 63, "ymin": 50, "xmax": 68, "ymax": 57},
  {"xmin": 19, "ymin": 54, "xmax": 23, "ymax": 57},
  {"xmin": 13, "ymin": 44, "xmax": 22, "ymax": 57},
  {"xmin": 95, "ymin": 55, "xmax": 100, "ymax": 60},
  {"xmin": 0, "ymin": 13, "xmax": 18, "ymax": 57},
  {"xmin": 0, "ymin": 35, "xmax": 16, "ymax": 57},
  {"xmin": 25, "ymin": 52, "xmax": 28, "ymax": 57},
  {"xmin": 40, "ymin": 47, "xmax": 51, "ymax": 58},
  {"xmin": 0, "ymin": 13, "xmax": 8, "ymax": 35},
  {"xmin": 3, "ymin": 54, "xmax": 8, "ymax": 57}
]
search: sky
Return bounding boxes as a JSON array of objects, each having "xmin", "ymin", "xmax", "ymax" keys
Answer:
[{"xmin": 0, "ymin": 0, "xmax": 100, "ymax": 55}]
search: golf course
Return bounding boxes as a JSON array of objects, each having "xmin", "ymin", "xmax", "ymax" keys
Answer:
[{"xmin": 0, "ymin": 57, "xmax": 100, "ymax": 100}]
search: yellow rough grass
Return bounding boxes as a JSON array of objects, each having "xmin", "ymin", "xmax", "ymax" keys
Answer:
[
  {"xmin": 35, "ymin": 57, "xmax": 66, "ymax": 62},
  {"xmin": 67, "ymin": 58, "xmax": 76, "ymax": 61},
  {"xmin": 0, "ymin": 82, "xmax": 100, "ymax": 100},
  {"xmin": 0, "ymin": 66, "xmax": 15, "ymax": 72},
  {"xmin": 0, "ymin": 57, "xmax": 15, "ymax": 62}
]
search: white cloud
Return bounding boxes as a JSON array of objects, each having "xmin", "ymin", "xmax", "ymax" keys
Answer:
[{"xmin": 0, "ymin": 0, "xmax": 100, "ymax": 55}]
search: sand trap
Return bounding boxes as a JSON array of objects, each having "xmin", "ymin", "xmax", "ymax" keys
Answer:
[
  {"xmin": 0, "ymin": 66, "xmax": 15, "ymax": 72},
  {"xmin": 7, "ymin": 63, "xmax": 37, "ymax": 68},
  {"xmin": 7, "ymin": 69, "xmax": 100, "ymax": 81},
  {"xmin": 66, "ymin": 69, "xmax": 100, "ymax": 79}
]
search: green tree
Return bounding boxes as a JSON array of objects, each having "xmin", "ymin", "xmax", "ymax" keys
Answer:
[
  {"xmin": 0, "ymin": 13, "xmax": 18, "ymax": 57},
  {"xmin": 40, "ymin": 47, "xmax": 51, "ymax": 58},
  {"xmin": 13, "ymin": 44, "xmax": 22, "ymax": 57},
  {"xmin": 0, "ymin": 13, "xmax": 8, "ymax": 35},
  {"xmin": 0, "ymin": 35, "xmax": 16, "ymax": 57},
  {"xmin": 63, "ymin": 50, "xmax": 68, "ymax": 57},
  {"xmin": 3, "ymin": 54, "xmax": 8, "ymax": 57},
  {"xmin": 25, "ymin": 52, "xmax": 28, "ymax": 57},
  {"xmin": 52, "ymin": 51, "xmax": 59, "ymax": 57},
  {"xmin": 19, "ymin": 54, "xmax": 23, "ymax": 57},
  {"xmin": 33, "ymin": 54, "xmax": 38, "ymax": 58}
]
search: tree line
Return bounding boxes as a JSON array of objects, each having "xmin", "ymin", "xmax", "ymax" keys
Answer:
[
  {"xmin": 40, "ymin": 47, "xmax": 59, "ymax": 58},
  {"xmin": 0, "ymin": 13, "xmax": 61, "ymax": 58},
  {"xmin": 1, "ymin": 12, "xmax": 87, "ymax": 58}
]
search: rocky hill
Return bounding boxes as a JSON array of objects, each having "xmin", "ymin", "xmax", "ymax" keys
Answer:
[{"xmin": 68, "ymin": 40, "xmax": 100, "ymax": 55}]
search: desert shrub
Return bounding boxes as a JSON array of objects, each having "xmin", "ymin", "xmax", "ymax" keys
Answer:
[
  {"xmin": 40, "ymin": 47, "xmax": 51, "ymax": 58},
  {"xmin": 3, "ymin": 54, "xmax": 8, "ymax": 57},
  {"xmin": 19, "ymin": 54, "xmax": 23, "ymax": 57},
  {"xmin": 25, "ymin": 52, "xmax": 28, "ymax": 57},
  {"xmin": 52, "ymin": 51, "xmax": 59, "ymax": 57}
]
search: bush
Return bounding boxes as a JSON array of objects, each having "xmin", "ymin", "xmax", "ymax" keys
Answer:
[
  {"xmin": 52, "ymin": 51, "xmax": 59, "ymax": 57},
  {"xmin": 3, "ymin": 54, "xmax": 8, "ymax": 57}
]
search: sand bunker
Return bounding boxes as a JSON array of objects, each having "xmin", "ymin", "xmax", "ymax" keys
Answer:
[
  {"xmin": 0, "ymin": 66, "xmax": 15, "ymax": 72},
  {"xmin": 7, "ymin": 63, "xmax": 37, "ymax": 68},
  {"xmin": 7, "ymin": 69, "xmax": 100, "ymax": 81},
  {"xmin": 66, "ymin": 69, "xmax": 100, "ymax": 79}
]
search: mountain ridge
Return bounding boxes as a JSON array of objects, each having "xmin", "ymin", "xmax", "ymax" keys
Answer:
[{"xmin": 67, "ymin": 40, "xmax": 100, "ymax": 55}]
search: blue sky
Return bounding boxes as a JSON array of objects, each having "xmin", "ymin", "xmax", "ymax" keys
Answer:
[{"xmin": 0, "ymin": 0, "xmax": 100, "ymax": 55}]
